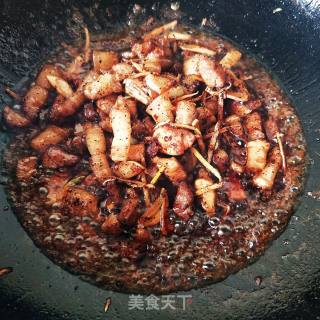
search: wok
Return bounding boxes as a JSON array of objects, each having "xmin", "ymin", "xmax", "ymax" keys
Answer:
[{"xmin": 0, "ymin": 0, "xmax": 320, "ymax": 319}]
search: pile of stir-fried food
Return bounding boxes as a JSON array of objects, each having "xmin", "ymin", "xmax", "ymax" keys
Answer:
[{"xmin": 3, "ymin": 21, "xmax": 287, "ymax": 240}]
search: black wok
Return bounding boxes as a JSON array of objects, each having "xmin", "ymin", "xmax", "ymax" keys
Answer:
[{"xmin": 0, "ymin": 0, "xmax": 320, "ymax": 319}]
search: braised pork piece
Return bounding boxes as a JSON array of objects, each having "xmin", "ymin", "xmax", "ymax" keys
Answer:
[{"xmin": 3, "ymin": 21, "xmax": 306, "ymax": 293}]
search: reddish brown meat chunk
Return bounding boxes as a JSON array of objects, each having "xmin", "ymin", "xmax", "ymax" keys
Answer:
[
  {"xmin": 132, "ymin": 41, "xmax": 155, "ymax": 58},
  {"xmin": 153, "ymin": 124, "xmax": 195, "ymax": 156},
  {"xmin": 101, "ymin": 213, "xmax": 122, "ymax": 235},
  {"xmin": 105, "ymin": 181, "xmax": 121, "ymax": 205},
  {"xmin": 62, "ymin": 187, "xmax": 99, "ymax": 218},
  {"xmin": 44, "ymin": 172, "xmax": 70, "ymax": 205},
  {"xmin": 3, "ymin": 106, "xmax": 30, "ymax": 128},
  {"xmin": 117, "ymin": 189, "xmax": 140, "ymax": 226},
  {"xmin": 50, "ymin": 89, "xmax": 86, "ymax": 121},
  {"xmin": 212, "ymin": 149, "xmax": 229, "ymax": 172},
  {"xmin": 230, "ymin": 99, "xmax": 262, "ymax": 117},
  {"xmin": 16, "ymin": 156, "xmax": 37, "ymax": 181},
  {"xmin": 160, "ymin": 189, "xmax": 174, "ymax": 235},
  {"xmin": 153, "ymin": 156, "xmax": 187, "ymax": 184},
  {"xmin": 31, "ymin": 125, "xmax": 70, "ymax": 153},
  {"xmin": 135, "ymin": 227, "xmax": 152, "ymax": 243},
  {"xmin": 264, "ymin": 118, "xmax": 279, "ymax": 141},
  {"xmin": 146, "ymin": 140, "xmax": 160, "ymax": 158},
  {"xmin": 224, "ymin": 175, "xmax": 246, "ymax": 201},
  {"xmin": 36, "ymin": 64, "xmax": 63, "ymax": 90},
  {"xmin": 96, "ymin": 94, "xmax": 118, "ymax": 114},
  {"xmin": 244, "ymin": 112, "xmax": 265, "ymax": 141},
  {"xmin": 42, "ymin": 146, "xmax": 79, "ymax": 169},
  {"xmin": 84, "ymin": 103, "xmax": 99, "ymax": 121},
  {"xmin": 23, "ymin": 85, "xmax": 48, "ymax": 119},
  {"xmin": 173, "ymin": 182, "xmax": 194, "ymax": 221}
]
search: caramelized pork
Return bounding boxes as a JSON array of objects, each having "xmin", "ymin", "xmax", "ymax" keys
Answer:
[
  {"xmin": 110, "ymin": 98, "xmax": 132, "ymax": 162},
  {"xmin": 113, "ymin": 161, "xmax": 144, "ymax": 179},
  {"xmin": 124, "ymin": 78, "xmax": 151, "ymax": 105},
  {"xmin": 23, "ymin": 85, "xmax": 48, "ymax": 119},
  {"xmin": 84, "ymin": 73, "xmax": 122, "ymax": 100},
  {"xmin": 153, "ymin": 124, "xmax": 195, "ymax": 156},
  {"xmin": 16, "ymin": 156, "xmax": 37, "ymax": 181},
  {"xmin": 153, "ymin": 156, "xmax": 187, "ymax": 184},
  {"xmin": 173, "ymin": 182, "xmax": 194, "ymax": 221},
  {"xmin": 146, "ymin": 94, "xmax": 174, "ymax": 123},
  {"xmin": 85, "ymin": 123, "xmax": 111, "ymax": 182},
  {"xmin": 198, "ymin": 55, "xmax": 226, "ymax": 88},
  {"xmin": 36, "ymin": 64, "xmax": 63, "ymax": 90},
  {"xmin": 3, "ymin": 106, "xmax": 30, "ymax": 128},
  {"xmin": 50, "ymin": 88, "xmax": 86, "ymax": 121},
  {"xmin": 92, "ymin": 50, "xmax": 119, "ymax": 72},
  {"xmin": 101, "ymin": 213, "xmax": 122, "ymax": 235},
  {"xmin": 175, "ymin": 100, "xmax": 196, "ymax": 125},
  {"xmin": 46, "ymin": 75, "xmax": 74, "ymax": 98},
  {"xmin": 31, "ymin": 126, "xmax": 69, "ymax": 152},
  {"xmin": 63, "ymin": 187, "xmax": 99, "ymax": 218},
  {"xmin": 117, "ymin": 189, "xmax": 140, "ymax": 226},
  {"xmin": 253, "ymin": 147, "xmax": 282, "ymax": 190},
  {"xmin": 42, "ymin": 146, "xmax": 79, "ymax": 169},
  {"xmin": 195, "ymin": 176, "xmax": 216, "ymax": 216},
  {"xmin": 244, "ymin": 111, "xmax": 270, "ymax": 172}
]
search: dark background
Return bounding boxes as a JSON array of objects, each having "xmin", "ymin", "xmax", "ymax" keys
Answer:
[{"xmin": 0, "ymin": 0, "xmax": 320, "ymax": 319}]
